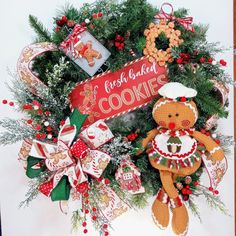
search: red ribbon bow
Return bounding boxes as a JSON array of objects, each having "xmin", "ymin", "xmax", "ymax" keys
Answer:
[{"xmin": 155, "ymin": 3, "xmax": 195, "ymax": 32}]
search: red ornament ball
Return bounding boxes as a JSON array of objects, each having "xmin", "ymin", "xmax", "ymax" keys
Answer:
[{"xmin": 56, "ymin": 19, "xmax": 64, "ymax": 27}]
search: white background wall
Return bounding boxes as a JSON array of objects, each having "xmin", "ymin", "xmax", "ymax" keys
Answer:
[{"xmin": 0, "ymin": 0, "xmax": 234, "ymax": 236}]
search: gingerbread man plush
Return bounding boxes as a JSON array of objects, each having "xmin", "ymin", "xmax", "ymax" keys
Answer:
[
  {"xmin": 74, "ymin": 40, "xmax": 102, "ymax": 67},
  {"xmin": 141, "ymin": 82, "xmax": 224, "ymax": 236}
]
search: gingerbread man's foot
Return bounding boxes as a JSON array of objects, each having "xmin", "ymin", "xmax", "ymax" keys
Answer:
[
  {"xmin": 170, "ymin": 196, "xmax": 189, "ymax": 236},
  {"xmin": 152, "ymin": 188, "xmax": 170, "ymax": 230}
]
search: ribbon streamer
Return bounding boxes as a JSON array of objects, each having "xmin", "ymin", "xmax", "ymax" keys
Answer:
[{"xmin": 155, "ymin": 3, "xmax": 195, "ymax": 32}]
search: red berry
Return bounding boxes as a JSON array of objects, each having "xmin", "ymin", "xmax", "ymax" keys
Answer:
[
  {"xmin": 61, "ymin": 15, "xmax": 68, "ymax": 23},
  {"xmin": 41, "ymin": 133, "xmax": 47, "ymax": 139},
  {"xmin": 98, "ymin": 12, "xmax": 103, "ymax": 17},
  {"xmin": 45, "ymin": 111, "xmax": 50, "ymax": 116},
  {"xmin": 214, "ymin": 190, "xmax": 219, "ymax": 195},
  {"xmin": 104, "ymin": 232, "xmax": 109, "ymax": 236},
  {"xmin": 55, "ymin": 27, "xmax": 61, "ymax": 32},
  {"xmin": 32, "ymin": 100, "xmax": 41, "ymax": 107},
  {"xmin": 208, "ymin": 187, "xmax": 214, "ymax": 192},
  {"xmin": 85, "ymin": 200, "xmax": 89, "ymax": 204},
  {"xmin": 47, "ymin": 126, "xmax": 53, "ymax": 132},
  {"xmin": 206, "ymin": 132, "xmax": 210, "ymax": 136},
  {"xmin": 115, "ymin": 42, "xmax": 121, "ymax": 47},
  {"xmin": 84, "ymin": 192, "xmax": 89, "ymax": 198},
  {"xmin": 92, "ymin": 207, "xmax": 97, "ymax": 212},
  {"xmin": 81, "ymin": 22, "xmax": 87, "ymax": 27},
  {"xmin": 180, "ymin": 97, "xmax": 187, "ymax": 102},
  {"xmin": 181, "ymin": 188, "xmax": 187, "ymax": 194},
  {"xmin": 103, "ymin": 224, "xmax": 108, "ymax": 229},
  {"xmin": 9, "ymin": 102, "xmax": 14, "ymax": 106},
  {"xmin": 186, "ymin": 185, "xmax": 190, "ymax": 189},
  {"xmin": 208, "ymin": 58, "xmax": 213, "ymax": 63},
  {"xmin": 82, "ymin": 222, "xmax": 87, "ymax": 227},
  {"xmin": 83, "ymin": 229, "xmax": 88, "ymax": 234},
  {"xmin": 182, "ymin": 195, "xmax": 189, "ymax": 201},
  {"xmin": 92, "ymin": 215, "xmax": 97, "ymax": 221},
  {"xmin": 76, "ymin": 182, "xmax": 89, "ymax": 194},
  {"xmin": 194, "ymin": 181, "xmax": 199, "ymax": 186},
  {"xmin": 60, "ymin": 120, "xmax": 65, "ymax": 126},
  {"xmin": 56, "ymin": 19, "xmax": 64, "ymax": 27},
  {"xmin": 2, "ymin": 99, "xmax": 7, "ymax": 104},
  {"xmin": 219, "ymin": 59, "xmax": 227, "ymax": 66},
  {"xmin": 186, "ymin": 189, "xmax": 192, "ymax": 195},
  {"xmin": 104, "ymin": 179, "xmax": 110, "ymax": 185},
  {"xmin": 35, "ymin": 133, "xmax": 41, "ymax": 139},
  {"xmin": 23, "ymin": 104, "xmax": 32, "ymax": 110},
  {"xmin": 201, "ymin": 129, "xmax": 206, "ymax": 134},
  {"xmin": 53, "ymin": 138, "xmax": 58, "ymax": 143},
  {"xmin": 85, "ymin": 209, "xmax": 89, "ymax": 214},
  {"xmin": 38, "ymin": 109, "xmax": 43, "ymax": 115},
  {"xmin": 35, "ymin": 124, "xmax": 42, "ymax": 131},
  {"xmin": 215, "ymin": 139, "xmax": 221, "ymax": 144},
  {"xmin": 199, "ymin": 56, "xmax": 206, "ymax": 63},
  {"xmin": 176, "ymin": 58, "xmax": 183, "ymax": 64},
  {"xmin": 92, "ymin": 13, "xmax": 98, "ymax": 19},
  {"xmin": 115, "ymin": 34, "xmax": 122, "ymax": 41},
  {"xmin": 27, "ymin": 119, "xmax": 33, "ymax": 124}
]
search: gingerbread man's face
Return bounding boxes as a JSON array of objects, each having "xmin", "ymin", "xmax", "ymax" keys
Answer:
[{"xmin": 152, "ymin": 97, "xmax": 198, "ymax": 130}]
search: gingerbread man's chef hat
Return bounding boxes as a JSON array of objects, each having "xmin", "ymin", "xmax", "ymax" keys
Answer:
[{"xmin": 158, "ymin": 82, "xmax": 197, "ymax": 100}]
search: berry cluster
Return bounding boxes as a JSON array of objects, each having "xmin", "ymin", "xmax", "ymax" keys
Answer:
[
  {"xmin": 55, "ymin": 15, "xmax": 76, "ymax": 31},
  {"xmin": 114, "ymin": 34, "xmax": 125, "ymax": 51}
]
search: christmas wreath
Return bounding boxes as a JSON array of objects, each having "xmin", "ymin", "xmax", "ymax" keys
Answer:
[{"xmin": 0, "ymin": 0, "xmax": 234, "ymax": 235}]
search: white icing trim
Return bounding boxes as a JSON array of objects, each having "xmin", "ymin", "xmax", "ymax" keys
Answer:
[
  {"xmin": 175, "ymin": 224, "xmax": 189, "ymax": 236},
  {"xmin": 183, "ymin": 102, "xmax": 198, "ymax": 122},
  {"xmin": 152, "ymin": 100, "xmax": 171, "ymax": 116},
  {"xmin": 152, "ymin": 212, "xmax": 167, "ymax": 230},
  {"xmin": 210, "ymin": 146, "xmax": 221, "ymax": 155}
]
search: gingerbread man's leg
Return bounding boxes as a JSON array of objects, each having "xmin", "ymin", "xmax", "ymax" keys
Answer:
[
  {"xmin": 91, "ymin": 48, "xmax": 102, "ymax": 59},
  {"xmin": 152, "ymin": 188, "xmax": 170, "ymax": 230},
  {"xmin": 160, "ymin": 170, "xmax": 189, "ymax": 236}
]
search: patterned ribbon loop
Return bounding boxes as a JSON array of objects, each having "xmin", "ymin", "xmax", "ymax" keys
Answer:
[
  {"xmin": 155, "ymin": 3, "xmax": 195, "ymax": 32},
  {"xmin": 28, "ymin": 109, "xmax": 113, "ymax": 200}
]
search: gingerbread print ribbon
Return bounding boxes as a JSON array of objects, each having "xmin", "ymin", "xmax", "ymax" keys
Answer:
[{"xmin": 155, "ymin": 3, "xmax": 195, "ymax": 32}]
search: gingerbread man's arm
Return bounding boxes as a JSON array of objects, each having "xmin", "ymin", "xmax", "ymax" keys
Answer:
[
  {"xmin": 191, "ymin": 131, "xmax": 224, "ymax": 161},
  {"xmin": 141, "ymin": 128, "xmax": 159, "ymax": 149}
]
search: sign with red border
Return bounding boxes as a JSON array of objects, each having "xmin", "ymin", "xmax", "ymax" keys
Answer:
[{"xmin": 70, "ymin": 57, "xmax": 168, "ymax": 126}]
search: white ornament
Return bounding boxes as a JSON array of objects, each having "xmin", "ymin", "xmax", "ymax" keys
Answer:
[
  {"xmin": 33, "ymin": 105, "xmax": 39, "ymax": 110},
  {"xmin": 212, "ymin": 60, "xmax": 217, "ymax": 65},
  {"xmin": 47, "ymin": 134, "xmax": 52, "ymax": 139},
  {"xmin": 44, "ymin": 121, "xmax": 49, "ymax": 127},
  {"xmin": 85, "ymin": 18, "xmax": 90, "ymax": 24},
  {"xmin": 212, "ymin": 133, "xmax": 217, "ymax": 138}
]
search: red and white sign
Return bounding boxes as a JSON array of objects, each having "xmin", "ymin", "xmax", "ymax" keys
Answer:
[{"xmin": 70, "ymin": 57, "xmax": 168, "ymax": 125}]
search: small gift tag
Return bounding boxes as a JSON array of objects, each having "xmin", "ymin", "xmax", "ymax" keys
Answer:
[
  {"xmin": 79, "ymin": 120, "xmax": 114, "ymax": 149},
  {"xmin": 60, "ymin": 24, "xmax": 111, "ymax": 76}
]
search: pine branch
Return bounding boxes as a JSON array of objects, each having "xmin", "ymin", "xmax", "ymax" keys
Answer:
[
  {"xmin": 19, "ymin": 171, "xmax": 50, "ymax": 208},
  {"xmin": 29, "ymin": 15, "xmax": 52, "ymax": 42}
]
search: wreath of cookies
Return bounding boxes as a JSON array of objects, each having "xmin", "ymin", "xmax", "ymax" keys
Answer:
[{"xmin": 143, "ymin": 20, "xmax": 183, "ymax": 66}]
